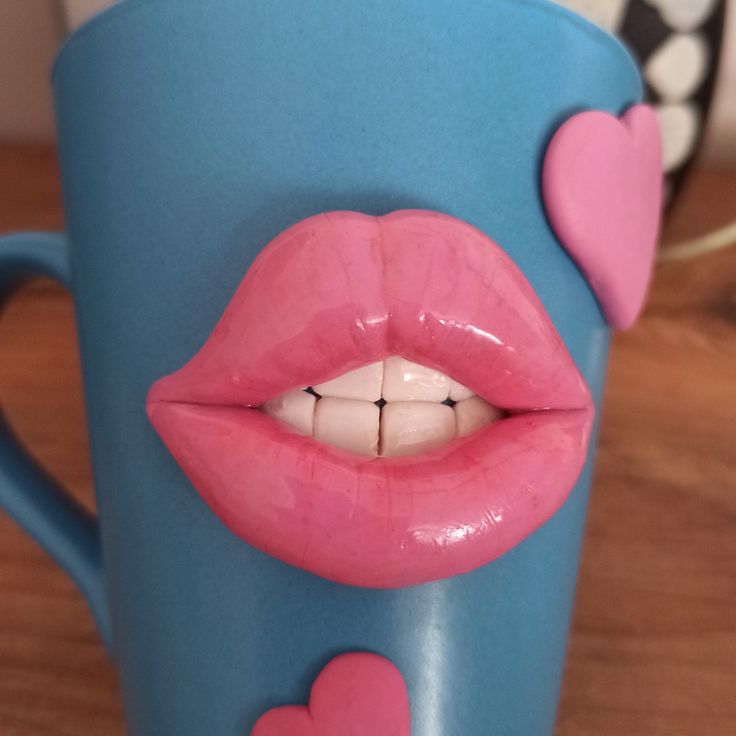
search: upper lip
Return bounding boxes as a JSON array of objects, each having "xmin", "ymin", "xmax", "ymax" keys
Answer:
[{"xmin": 147, "ymin": 210, "xmax": 594, "ymax": 587}]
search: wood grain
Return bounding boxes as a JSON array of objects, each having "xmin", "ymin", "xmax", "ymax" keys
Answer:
[
  {"xmin": 0, "ymin": 146, "xmax": 122, "ymax": 735},
  {"xmin": 556, "ymin": 169, "xmax": 736, "ymax": 736},
  {"xmin": 0, "ymin": 145, "xmax": 734, "ymax": 735}
]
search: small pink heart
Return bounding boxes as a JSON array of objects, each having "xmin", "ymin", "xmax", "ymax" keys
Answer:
[
  {"xmin": 542, "ymin": 105, "xmax": 662, "ymax": 329},
  {"xmin": 250, "ymin": 653, "xmax": 411, "ymax": 736}
]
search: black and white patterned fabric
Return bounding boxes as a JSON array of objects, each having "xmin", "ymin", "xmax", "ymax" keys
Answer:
[{"xmin": 556, "ymin": 0, "xmax": 725, "ymax": 203}]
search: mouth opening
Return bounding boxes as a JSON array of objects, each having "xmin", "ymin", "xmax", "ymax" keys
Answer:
[
  {"xmin": 146, "ymin": 210, "xmax": 595, "ymax": 587},
  {"xmin": 261, "ymin": 355, "xmax": 506, "ymax": 457}
]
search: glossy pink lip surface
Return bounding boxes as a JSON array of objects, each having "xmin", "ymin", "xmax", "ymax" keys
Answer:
[{"xmin": 147, "ymin": 210, "xmax": 594, "ymax": 587}]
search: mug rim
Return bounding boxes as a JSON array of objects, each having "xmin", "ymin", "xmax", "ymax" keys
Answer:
[{"xmin": 52, "ymin": 0, "xmax": 640, "ymax": 85}]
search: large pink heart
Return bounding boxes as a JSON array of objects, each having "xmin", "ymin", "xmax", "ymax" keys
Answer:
[
  {"xmin": 542, "ymin": 105, "xmax": 662, "ymax": 330},
  {"xmin": 250, "ymin": 653, "xmax": 411, "ymax": 736}
]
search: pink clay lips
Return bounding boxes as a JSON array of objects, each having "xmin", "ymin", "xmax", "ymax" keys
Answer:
[{"xmin": 147, "ymin": 210, "xmax": 594, "ymax": 587}]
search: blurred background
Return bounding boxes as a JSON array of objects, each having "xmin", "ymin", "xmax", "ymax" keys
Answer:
[{"xmin": 0, "ymin": 2, "xmax": 734, "ymax": 735}]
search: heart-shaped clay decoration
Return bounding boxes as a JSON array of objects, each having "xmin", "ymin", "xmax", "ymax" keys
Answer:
[
  {"xmin": 542, "ymin": 104, "xmax": 663, "ymax": 330},
  {"xmin": 250, "ymin": 653, "xmax": 411, "ymax": 736}
]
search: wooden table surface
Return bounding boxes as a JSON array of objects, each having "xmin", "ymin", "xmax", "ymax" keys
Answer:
[{"xmin": 0, "ymin": 145, "xmax": 734, "ymax": 735}]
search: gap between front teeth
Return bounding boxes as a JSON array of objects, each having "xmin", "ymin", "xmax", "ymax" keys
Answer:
[{"xmin": 260, "ymin": 357, "xmax": 505, "ymax": 457}]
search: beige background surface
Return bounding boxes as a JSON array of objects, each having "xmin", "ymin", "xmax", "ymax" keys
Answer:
[{"xmin": 0, "ymin": 1, "xmax": 62, "ymax": 143}]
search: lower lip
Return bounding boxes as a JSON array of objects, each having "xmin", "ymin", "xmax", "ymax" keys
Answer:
[
  {"xmin": 148, "ymin": 210, "xmax": 595, "ymax": 587},
  {"xmin": 147, "ymin": 398, "xmax": 593, "ymax": 587}
]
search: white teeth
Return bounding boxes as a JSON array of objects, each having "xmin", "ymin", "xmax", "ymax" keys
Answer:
[
  {"xmin": 382, "ymin": 356, "xmax": 449, "ymax": 403},
  {"xmin": 313, "ymin": 361, "xmax": 383, "ymax": 402},
  {"xmin": 314, "ymin": 398, "xmax": 380, "ymax": 457},
  {"xmin": 448, "ymin": 379, "xmax": 474, "ymax": 402},
  {"xmin": 261, "ymin": 357, "xmax": 506, "ymax": 457},
  {"xmin": 380, "ymin": 402, "xmax": 456, "ymax": 457},
  {"xmin": 262, "ymin": 390, "xmax": 316, "ymax": 436},
  {"xmin": 454, "ymin": 397, "xmax": 504, "ymax": 438}
]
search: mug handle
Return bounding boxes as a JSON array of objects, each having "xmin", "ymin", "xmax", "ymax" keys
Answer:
[{"xmin": 0, "ymin": 232, "xmax": 112, "ymax": 652}]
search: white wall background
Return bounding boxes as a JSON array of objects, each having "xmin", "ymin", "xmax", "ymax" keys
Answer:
[{"xmin": 0, "ymin": 0, "xmax": 734, "ymax": 163}]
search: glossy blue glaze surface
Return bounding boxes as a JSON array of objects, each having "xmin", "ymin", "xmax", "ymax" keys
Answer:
[{"xmin": 7, "ymin": 1, "xmax": 642, "ymax": 733}]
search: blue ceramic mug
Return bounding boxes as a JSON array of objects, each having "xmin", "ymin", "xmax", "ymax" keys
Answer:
[{"xmin": 0, "ymin": 1, "xmax": 643, "ymax": 733}]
